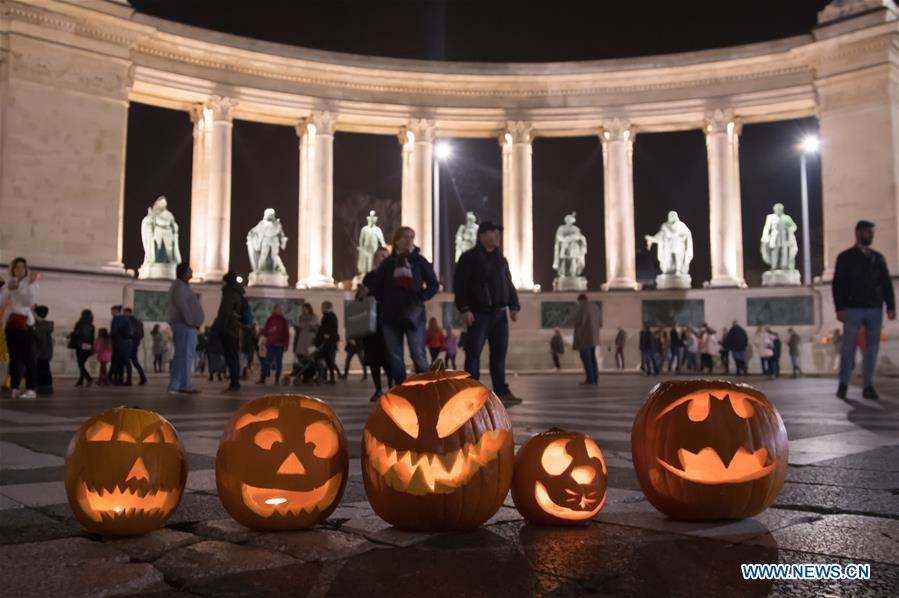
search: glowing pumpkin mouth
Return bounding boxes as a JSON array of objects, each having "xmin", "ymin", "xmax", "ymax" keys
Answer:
[
  {"xmin": 534, "ymin": 481, "xmax": 604, "ymax": 520},
  {"xmin": 240, "ymin": 472, "xmax": 342, "ymax": 517},
  {"xmin": 364, "ymin": 429, "xmax": 510, "ymax": 495},
  {"xmin": 658, "ymin": 447, "xmax": 777, "ymax": 484},
  {"xmin": 77, "ymin": 482, "xmax": 177, "ymax": 522}
]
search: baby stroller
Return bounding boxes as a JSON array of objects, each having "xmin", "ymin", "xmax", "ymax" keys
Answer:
[{"xmin": 285, "ymin": 351, "xmax": 328, "ymax": 385}]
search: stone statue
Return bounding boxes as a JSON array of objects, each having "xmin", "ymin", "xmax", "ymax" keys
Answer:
[
  {"xmin": 356, "ymin": 210, "xmax": 386, "ymax": 276},
  {"xmin": 139, "ymin": 196, "xmax": 181, "ymax": 280},
  {"xmin": 644, "ymin": 211, "xmax": 694, "ymax": 289},
  {"xmin": 552, "ymin": 212, "xmax": 588, "ymax": 291},
  {"xmin": 454, "ymin": 211, "xmax": 479, "ymax": 262},
  {"xmin": 760, "ymin": 203, "xmax": 800, "ymax": 286},
  {"xmin": 247, "ymin": 208, "xmax": 289, "ymax": 287}
]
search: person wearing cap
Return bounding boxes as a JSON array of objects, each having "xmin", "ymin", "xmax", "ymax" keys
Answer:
[
  {"xmin": 832, "ymin": 220, "xmax": 895, "ymax": 400},
  {"xmin": 453, "ymin": 221, "xmax": 522, "ymax": 404}
]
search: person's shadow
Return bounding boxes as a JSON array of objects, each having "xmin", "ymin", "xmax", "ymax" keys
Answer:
[{"xmin": 840, "ymin": 394, "xmax": 899, "ymax": 435}]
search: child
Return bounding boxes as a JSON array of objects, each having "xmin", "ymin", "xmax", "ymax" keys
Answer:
[
  {"xmin": 33, "ymin": 305, "xmax": 54, "ymax": 395},
  {"xmin": 94, "ymin": 328, "xmax": 112, "ymax": 386}
]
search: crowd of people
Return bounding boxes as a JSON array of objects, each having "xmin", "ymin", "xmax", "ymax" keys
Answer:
[{"xmin": 0, "ymin": 220, "xmax": 893, "ymax": 403}]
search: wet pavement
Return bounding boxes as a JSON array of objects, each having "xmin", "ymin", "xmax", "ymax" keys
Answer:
[{"xmin": 1, "ymin": 373, "xmax": 897, "ymax": 597}]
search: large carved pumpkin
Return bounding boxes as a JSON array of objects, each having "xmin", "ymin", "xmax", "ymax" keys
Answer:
[
  {"xmin": 511, "ymin": 429, "xmax": 607, "ymax": 525},
  {"xmin": 361, "ymin": 362, "xmax": 514, "ymax": 530},
  {"xmin": 216, "ymin": 394, "xmax": 348, "ymax": 530},
  {"xmin": 631, "ymin": 379, "xmax": 788, "ymax": 520},
  {"xmin": 65, "ymin": 407, "xmax": 187, "ymax": 536}
]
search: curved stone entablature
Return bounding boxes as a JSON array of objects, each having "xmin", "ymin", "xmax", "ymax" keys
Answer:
[{"xmin": 4, "ymin": 0, "xmax": 895, "ymax": 136}]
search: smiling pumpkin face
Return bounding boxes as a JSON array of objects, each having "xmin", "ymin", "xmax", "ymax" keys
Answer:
[
  {"xmin": 631, "ymin": 379, "xmax": 788, "ymax": 520},
  {"xmin": 512, "ymin": 429, "xmax": 608, "ymax": 526},
  {"xmin": 64, "ymin": 407, "xmax": 186, "ymax": 536},
  {"xmin": 216, "ymin": 395, "xmax": 348, "ymax": 531},
  {"xmin": 362, "ymin": 364, "xmax": 514, "ymax": 531}
]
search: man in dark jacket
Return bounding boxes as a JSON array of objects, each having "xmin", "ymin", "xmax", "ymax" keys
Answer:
[
  {"xmin": 369, "ymin": 227, "xmax": 438, "ymax": 384},
  {"xmin": 832, "ymin": 220, "xmax": 896, "ymax": 399},
  {"xmin": 123, "ymin": 307, "xmax": 147, "ymax": 386},
  {"xmin": 109, "ymin": 305, "xmax": 132, "ymax": 385},
  {"xmin": 723, "ymin": 321, "xmax": 749, "ymax": 376},
  {"xmin": 454, "ymin": 222, "xmax": 521, "ymax": 404},
  {"xmin": 214, "ymin": 272, "xmax": 245, "ymax": 392},
  {"xmin": 315, "ymin": 301, "xmax": 340, "ymax": 384},
  {"xmin": 638, "ymin": 325, "xmax": 655, "ymax": 375}
]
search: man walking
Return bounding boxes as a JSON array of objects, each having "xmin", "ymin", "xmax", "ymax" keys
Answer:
[
  {"xmin": 832, "ymin": 220, "xmax": 896, "ymax": 399},
  {"xmin": 614, "ymin": 326, "xmax": 627, "ymax": 370},
  {"xmin": 454, "ymin": 221, "xmax": 521, "ymax": 404},
  {"xmin": 109, "ymin": 305, "xmax": 132, "ymax": 385},
  {"xmin": 787, "ymin": 327, "xmax": 802, "ymax": 377},
  {"xmin": 572, "ymin": 294, "xmax": 601, "ymax": 385},
  {"xmin": 123, "ymin": 307, "xmax": 147, "ymax": 385},
  {"xmin": 167, "ymin": 264, "xmax": 205, "ymax": 395},
  {"xmin": 214, "ymin": 272, "xmax": 245, "ymax": 392},
  {"xmin": 724, "ymin": 320, "xmax": 749, "ymax": 376}
]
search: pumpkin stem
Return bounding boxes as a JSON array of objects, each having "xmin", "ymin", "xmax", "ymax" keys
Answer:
[{"xmin": 429, "ymin": 358, "xmax": 445, "ymax": 372}]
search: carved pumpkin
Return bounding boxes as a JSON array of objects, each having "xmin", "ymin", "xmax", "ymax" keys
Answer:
[
  {"xmin": 64, "ymin": 407, "xmax": 187, "ymax": 536},
  {"xmin": 631, "ymin": 379, "xmax": 788, "ymax": 520},
  {"xmin": 361, "ymin": 361, "xmax": 514, "ymax": 530},
  {"xmin": 216, "ymin": 394, "xmax": 348, "ymax": 530},
  {"xmin": 511, "ymin": 428, "xmax": 607, "ymax": 525}
]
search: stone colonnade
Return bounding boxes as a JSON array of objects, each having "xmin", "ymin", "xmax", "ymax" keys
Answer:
[{"xmin": 184, "ymin": 106, "xmax": 752, "ymax": 290}]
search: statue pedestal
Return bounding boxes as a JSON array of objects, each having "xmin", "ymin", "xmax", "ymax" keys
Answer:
[
  {"xmin": 762, "ymin": 269, "xmax": 801, "ymax": 286},
  {"xmin": 138, "ymin": 263, "xmax": 176, "ymax": 280},
  {"xmin": 656, "ymin": 273, "xmax": 692, "ymax": 289},
  {"xmin": 553, "ymin": 276, "xmax": 588, "ymax": 291},
  {"xmin": 249, "ymin": 271, "xmax": 289, "ymax": 288}
]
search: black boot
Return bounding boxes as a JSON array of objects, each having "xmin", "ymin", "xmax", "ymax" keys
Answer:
[
  {"xmin": 836, "ymin": 384, "xmax": 847, "ymax": 399},
  {"xmin": 862, "ymin": 386, "xmax": 879, "ymax": 400}
]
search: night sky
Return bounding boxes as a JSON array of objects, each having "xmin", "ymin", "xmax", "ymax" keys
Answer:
[{"xmin": 123, "ymin": 1, "xmax": 828, "ymax": 288}]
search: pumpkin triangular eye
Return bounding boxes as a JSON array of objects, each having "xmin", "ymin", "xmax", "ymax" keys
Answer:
[
  {"xmin": 380, "ymin": 393, "xmax": 419, "ymax": 439},
  {"xmin": 85, "ymin": 420, "xmax": 114, "ymax": 441},
  {"xmin": 436, "ymin": 386, "xmax": 489, "ymax": 438},
  {"xmin": 117, "ymin": 430, "xmax": 138, "ymax": 443}
]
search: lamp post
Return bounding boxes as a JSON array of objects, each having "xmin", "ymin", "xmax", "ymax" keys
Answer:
[
  {"xmin": 799, "ymin": 135, "xmax": 819, "ymax": 286},
  {"xmin": 433, "ymin": 141, "xmax": 452, "ymax": 280}
]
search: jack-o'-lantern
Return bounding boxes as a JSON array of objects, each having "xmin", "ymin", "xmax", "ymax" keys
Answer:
[
  {"xmin": 511, "ymin": 429, "xmax": 607, "ymax": 525},
  {"xmin": 361, "ymin": 361, "xmax": 514, "ymax": 530},
  {"xmin": 632, "ymin": 379, "xmax": 788, "ymax": 520},
  {"xmin": 216, "ymin": 394, "xmax": 348, "ymax": 530},
  {"xmin": 65, "ymin": 407, "xmax": 186, "ymax": 536}
]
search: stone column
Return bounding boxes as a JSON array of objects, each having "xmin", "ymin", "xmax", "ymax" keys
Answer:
[
  {"xmin": 600, "ymin": 118, "xmax": 640, "ymax": 290},
  {"xmin": 502, "ymin": 121, "xmax": 535, "ymax": 290},
  {"xmin": 190, "ymin": 96, "xmax": 234, "ymax": 283},
  {"xmin": 400, "ymin": 119, "xmax": 434, "ymax": 260},
  {"xmin": 296, "ymin": 111, "xmax": 336, "ymax": 288},
  {"xmin": 704, "ymin": 109, "xmax": 747, "ymax": 288},
  {"xmin": 188, "ymin": 104, "xmax": 211, "ymax": 280}
]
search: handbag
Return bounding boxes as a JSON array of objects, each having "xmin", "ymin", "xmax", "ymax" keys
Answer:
[{"xmin": 345, "ymin": 297, "xmax": 378, "ymax": 339}]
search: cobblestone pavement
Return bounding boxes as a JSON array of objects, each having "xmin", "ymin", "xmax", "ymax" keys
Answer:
[{"xmin": 1, "ymin": 372, "xmax": 897, "ymax": 597}]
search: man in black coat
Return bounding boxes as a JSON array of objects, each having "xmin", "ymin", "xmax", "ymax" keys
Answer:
[
  {"xmin": 109, "ymin": 305, "xmax": 132, "ymax": 385},
  {"xmin": 723, "ymin": 321, "xmax": 749, "ymax": 376},
  {"xmin": 832, "ymin": 220, "xmax": 896, "ymax": 399},
  {"xmin": 453, "ymin": 222, "xmax": 521, "ymax": 404},
  {"xmin": 124, "ymin": 307, "xmax": 147, "ymax": 386}
]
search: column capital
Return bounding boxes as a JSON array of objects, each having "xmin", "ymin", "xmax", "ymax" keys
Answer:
[
  {"xmin": 600, "ymin": 118, "xmax": 634, "ymax": 143},
  {"xmin": 406, "ymin": 118, "xmax": 435, "ymax": 143},
  {"xmin": 704, "ymin": 108, "xmax": 741, "ymax": 135},
  {"xmin": 207, "ymin": 96, "xmax": 235, "ymax": 122},
  {"xmin": 504, "ymin": 120, "xmax": 533, "ymax": 144}
]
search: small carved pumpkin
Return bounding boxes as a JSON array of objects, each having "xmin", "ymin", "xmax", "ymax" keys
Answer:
[
  {"xmin": 361, "ymin": 361, "xmax": 514, "ymax": 530},
  {"xmin": 631, "ymin": 379, "xmax": 788, "ymax": 520},
  {"xmin": 216, "ymin": 394, "xmax": 348, "ymax": 530},
  {"xmin": 511, "ymin": 428, "xmax": 607, "ymax": 525},
  {"xmin": 65, "ymin": 407, "xmax": 186, "ymax": 536}
]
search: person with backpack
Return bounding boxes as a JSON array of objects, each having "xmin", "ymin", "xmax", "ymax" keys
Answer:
[{"xmin": 214, "ymin": 271, "xmax": 245, "ymax": 392}]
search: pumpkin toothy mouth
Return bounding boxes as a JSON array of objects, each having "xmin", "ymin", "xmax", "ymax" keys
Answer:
[
  {"xmin": 240, "ymin": 473, "xmax": 343, "ymax": 517},
  {"xmin": 77, "ymin": 482, "xmax": 177, "ymax": 522},
  {"xmin": 364, "ymin": 429, "xmax": 510, "ymax": 495},
  {"xmin": 534, "ymin": 481, "xmax": 604, "ymax": 520},
  {"xmin": 658, "ymin": 447, "xmax": 777, "ymax": 484}
]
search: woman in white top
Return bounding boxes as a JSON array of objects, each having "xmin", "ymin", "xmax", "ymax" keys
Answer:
[{"xmin": 0, "ymin": 258, "xmax": 40, "ymax": 398}]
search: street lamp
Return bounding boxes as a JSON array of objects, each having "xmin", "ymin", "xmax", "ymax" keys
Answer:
[
  {"xmin": 799, "ymin": 135, "xmax": 818, "ymax": 286},
  {"xmin": 433, "ymin": 142, "xmax": 452, "ymax": 280}
]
